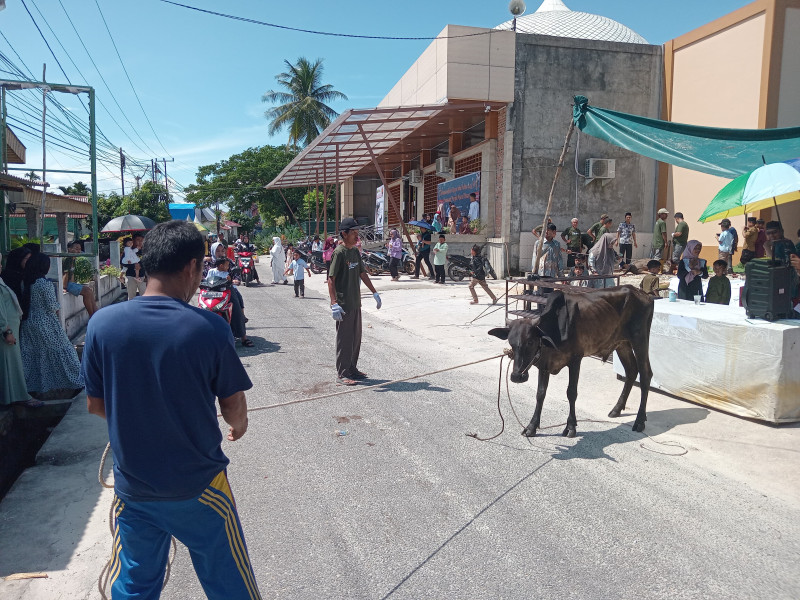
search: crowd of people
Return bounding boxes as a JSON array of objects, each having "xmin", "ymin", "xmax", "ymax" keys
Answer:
[{"xmin": 530, "ymin": 210, "xmax": 800, "ymax": 304}]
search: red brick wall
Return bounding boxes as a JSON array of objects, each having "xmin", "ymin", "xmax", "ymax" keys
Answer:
[
  {"xmin": 454, "ymin": 153, "xmax": 482, "ymax": 179},
  {"xmin": 424, "ymin": 173, "xmax": 445, "ymax": 215}
]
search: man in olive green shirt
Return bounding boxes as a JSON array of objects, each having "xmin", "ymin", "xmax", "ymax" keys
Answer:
[
  {"xmin": 650, "ymin": 208, "xmax": 669, "ymax": 262},
  {"xmin": 671, "ymin": 212, "xmax": 689, "ymax": 264},
  {"xmin": 561, "ymin": 217, "xmax": 582, "ymax": 268},
  {"xmin": 328, "ymin": 217, "xmax": 381, "ymax": 386},
  {"xmin": 587, "ymin": 213, "xmax": 609, "ymax": 243}
]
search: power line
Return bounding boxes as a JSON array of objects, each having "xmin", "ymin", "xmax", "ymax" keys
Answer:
[
  {"xmin": 55, "ymin": 0, "xmax": 165, "ymax": 159},
  {"xmin": 93, "ymin": 0, "xmax": 172, "ymax": 157},
  {"xmin": 159, "ymin": 0, "xmax": 499, "ymax": 41}
]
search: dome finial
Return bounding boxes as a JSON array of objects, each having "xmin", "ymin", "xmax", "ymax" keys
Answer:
[{"xmin": 536, "ymin": 0, "xmax": 570, "ymax": 13}]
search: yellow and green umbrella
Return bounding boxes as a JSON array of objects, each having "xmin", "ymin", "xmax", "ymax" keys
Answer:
[{"xmin": 699, "ymin": 158, "xmax": 800, "ymax": 223}]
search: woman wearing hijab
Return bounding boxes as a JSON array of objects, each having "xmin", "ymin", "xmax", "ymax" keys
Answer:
[
  {"xmin": 323, "ymin": 237, "xmax": 336, "ymax": 279},
  {"xmin": 20, "ymin": 253, "xmax": 83, "ymax": 396},
  {"xmin": 208, "ymin": 242, "xmax": 253, "ymax": 347},
  {"xmin": 677, "ymin": 240, "xmax": 708, "ymax": 301},
  {"xmin": 386, "ymin": 229, "xmax": 403, "ymax": 281},
  {"xmin": 588, "ymin": 232, "xmax": 619, "ymax": 288},
  {"xmin": 432, "ymin": 213, "xmax": 443, "ymax": 233},
  {"xmin": 0, "ymin": 246, "xmax": 33, "ymax": 303},
  {"xmin": 270, "ymin": 237, "xmax": 287, "ymax": 284},
  {"xmin": 0, "ymin": 253, "xmax": 42, "ymax": 407}
]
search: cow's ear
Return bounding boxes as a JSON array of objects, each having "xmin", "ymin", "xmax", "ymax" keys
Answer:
[
  {"xmin": 536, "ymin": 327, "xmax": 557, "ymax": 348},
  {"xmin": 488, "ymin": 327, "xmax": 510, "ymax": 341}
]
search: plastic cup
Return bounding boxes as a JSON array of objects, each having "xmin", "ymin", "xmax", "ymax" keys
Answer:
[{"xmin": 694, "ymin": 295, "xmax": 701, "ymax": 305}]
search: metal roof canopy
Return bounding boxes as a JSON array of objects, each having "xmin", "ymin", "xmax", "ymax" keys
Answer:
[{"xmin": 265, "ymin": 102, "xmax": 500, "ymax": 190}]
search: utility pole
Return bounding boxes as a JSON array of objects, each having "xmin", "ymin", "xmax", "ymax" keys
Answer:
[
  {"xmin": 119, "ymin": 147, "xmax": 125, "ymax": 196},
  {"xmin": 157, "ymin": 158, "xmax": 174, "ymax": 202},
  {"xmin": 150, "ymin": 159, "xmax": 156, "ymax": 184}
]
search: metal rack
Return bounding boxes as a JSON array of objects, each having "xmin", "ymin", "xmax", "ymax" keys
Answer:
[{"xmin": 505, "ymin": 274, "xmax": 622, "ymax": 323}]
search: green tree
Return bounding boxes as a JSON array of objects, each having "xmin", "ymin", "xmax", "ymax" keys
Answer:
[
  {"xmin": 185, "ymin": 145, "xmax": 304, "ymax": 230},
  {"xmin": 58, "ymin": 181, "xmax": 91, "ymax": 196},
  {"xmin": 114, "ymin": 181, "xmax": 171, "ymax": 223},
  {"xmin": 97, "ymin": 192, "xmax": 122, "ymax": 229},
  {"xmin": 262, "ymin": 57, "xmax": 347, "ymax": 149},
  {"xmin": 301, "ymin": 188, "xmax": 333, "ymax": 222},
  {"xmin": 24, "ymin": 170, "xmax": 39, "ymax": 182}
]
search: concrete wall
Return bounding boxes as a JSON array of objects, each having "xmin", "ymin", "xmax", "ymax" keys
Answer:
[
  {"xmin": 508, "ymin": 34, "xmax": 663, "ymax": 272},
  {"xmin": 380, "ymin": 25, "xmax": 515, "ymax": 107},
  {"xmin": 63, "ymin": 275, "xmax": 122, "ymax": 339},
  {"xmin": 666, "ymin": 13, "xmax": 767, "ymax": 262},
  {"xmin": 776, "ymin": 6, "xmax": 800, "ymax": 236}
]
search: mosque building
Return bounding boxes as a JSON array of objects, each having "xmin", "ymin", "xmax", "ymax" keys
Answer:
[{"xmin": 269, "ymin": 0, "xmax": 800, "ymax": 272}]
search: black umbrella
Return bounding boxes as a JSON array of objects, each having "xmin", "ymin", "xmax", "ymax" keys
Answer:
[
  {"xmin": 407, "ymin": 220, "xmax": 433, "ymax": 230},
  {"xmin": 101, "ymin": 215, "xmax": 157, "ymax": 233}
]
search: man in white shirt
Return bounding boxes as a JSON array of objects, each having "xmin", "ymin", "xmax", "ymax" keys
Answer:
[{"xmin": 468, "ymin": 193, "xmax": 479, "ymax": 222}]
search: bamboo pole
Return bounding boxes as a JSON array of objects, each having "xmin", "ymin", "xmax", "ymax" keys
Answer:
[{"xmin": 532, "ymin": 119, "xmax": 575, "ymax": 275}]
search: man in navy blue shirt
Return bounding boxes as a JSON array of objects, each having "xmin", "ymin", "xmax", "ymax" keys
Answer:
[{"xmin": 82, "ymin": 220, "xmax": 260, "ymax": 600}]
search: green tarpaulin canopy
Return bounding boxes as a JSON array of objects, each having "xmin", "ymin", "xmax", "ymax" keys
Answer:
[{"xmin": 572, "ymin": 96, "xmax": 800, "ymax": 179}]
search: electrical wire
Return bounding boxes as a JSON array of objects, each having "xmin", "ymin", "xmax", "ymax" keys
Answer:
[
  {"xmin": 159, "ymin": 0, "xmax": 501, "ymax": 41},
  {"xmin": 93, "ymin": 0, "xmax": 172, "ymax": 157}
]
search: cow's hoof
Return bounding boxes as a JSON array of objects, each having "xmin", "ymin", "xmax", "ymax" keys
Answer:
[
  {"xmin": 608, "ymin": 408, "xmax": 621, "ymax": 418},
  {"xmin": 562, "ymin": 426, "xmax": 576, "ymax": 438},
  {"xmin": 632, "ymin": 421, "xmax": 646, "ymax": 433},
  {"xmin": 522, "ymin": 426, "xmax": 537, "ymax": 438}
]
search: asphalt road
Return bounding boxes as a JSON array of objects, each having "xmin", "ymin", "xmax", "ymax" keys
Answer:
[{"xmin": 162, "ymin": 276, "xmax": 800, "ymax": 600}]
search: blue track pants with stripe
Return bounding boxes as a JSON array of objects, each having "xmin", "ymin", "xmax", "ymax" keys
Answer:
[{"xmin": 110, "ymin": 471, "xmax": 261, "ymax": 600}]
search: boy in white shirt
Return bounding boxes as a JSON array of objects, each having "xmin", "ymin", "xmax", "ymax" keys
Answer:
[{"xmin": 284, "ymin": 249, "xmax": 312, "ymax": 298}]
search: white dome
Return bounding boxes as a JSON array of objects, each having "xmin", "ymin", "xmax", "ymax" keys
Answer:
[{"xmin": 496, "ymin": 0, "xmax": 648, "ymax": 45}]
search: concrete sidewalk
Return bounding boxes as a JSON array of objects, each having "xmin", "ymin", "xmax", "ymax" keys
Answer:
[{"xmin": 0, "ymin": 266, "xmax": 797, "ymax": 598}]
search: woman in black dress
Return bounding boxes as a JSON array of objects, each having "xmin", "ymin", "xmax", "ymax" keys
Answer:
[{"xmin": 677, "ymin": 240, "xmax": 708, "ymax": 300}]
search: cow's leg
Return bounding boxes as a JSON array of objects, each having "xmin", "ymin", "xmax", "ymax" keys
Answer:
[
  {"xmin": 608, "ymin": 343, "xmax": 638, "ymax": 418},
  {"xmin": 522, "ymin": 369, "xmax": 549, "ymax": 437},
  {"xmin": 562, "ymin": 358, "xmax": 581, "ymax": 438},
  {"xmin": 631, "ymin": 340, "xmax": 653, "ymax": 433}
]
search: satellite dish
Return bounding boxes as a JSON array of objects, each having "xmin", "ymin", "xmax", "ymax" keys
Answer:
[{"xmin": 509, "ymin": 0, "xmax": 526, "ymax": 17}]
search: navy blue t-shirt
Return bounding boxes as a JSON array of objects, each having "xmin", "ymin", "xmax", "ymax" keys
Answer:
[{"xmin": 82, "ymin": 295, "xmax": 252, "ymax": 502}]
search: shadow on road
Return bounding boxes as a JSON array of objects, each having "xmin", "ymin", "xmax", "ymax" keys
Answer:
[
  {"xmin": 546, "ymin": 406, "xmax": 710, "ymax": 462},
  {"xmin": 365, "ymin": 379, "xmax": 451, "ymax": 394},
  {"xmin": 237, "ymin": 336, "xmax": 281, "ymax": 356}
]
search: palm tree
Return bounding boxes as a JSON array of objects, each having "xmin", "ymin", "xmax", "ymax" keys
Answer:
[
  {"xmin": 24, "ymin": 170, "xmax": 39, "ymax": 182},
  {"xmin": 262, "ymin": 57, "xmax": 348, "ymax": 149}
]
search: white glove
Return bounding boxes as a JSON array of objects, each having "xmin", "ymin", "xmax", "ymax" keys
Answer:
[
  {"xmin": 373, "ymin": 292, "xmax": 382, "ymax": 310},
  {"xmin": 331, "ymin": 303, "xmax": 345, "ymax": 321}
]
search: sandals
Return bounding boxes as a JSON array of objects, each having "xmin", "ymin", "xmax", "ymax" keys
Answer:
[
  {"xmin": 337, "ymin": 377, "xmax": 357, "ymax": 386},
  {"xmin": 469, "ymin": 300, "xmax": 479, "ymax": 305},
  {"xmin": 241, "ymin": 338, "xmax": 254, "ymax": 347},
  {"xmin": 350, "ymin": 370, "xmax": 368, "ymax": 380}
]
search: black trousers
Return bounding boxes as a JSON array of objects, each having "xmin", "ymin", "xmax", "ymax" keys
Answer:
[
  {"xmin": 389, "ymin": 256, "xmax": 401, "ymax": 278},
  {"xmin": 619, "ymin": 243, "xmax": 633, "ymax": 265},
  {"xmin": 229, "ymin": 287, "xmax": 246, "ymax": 339},
  {"xmin": 434, "ymin": 264, "xmax": 446, "ymax": 283},
  {"xmin": 415, "ymin": 251, "xmax": 433, "ymax": 278},
  {"xmin": 293, "ymin": 279, "xmax": 305, "ymax": 296},
  {"xmin": 336, "ymin": 307, "xmax": 362, "ymax": 379}
]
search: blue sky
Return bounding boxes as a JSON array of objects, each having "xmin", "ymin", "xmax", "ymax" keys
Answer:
[{"xmin": 0, "ymin": 0, "xmax": 752, "ymax": 198}]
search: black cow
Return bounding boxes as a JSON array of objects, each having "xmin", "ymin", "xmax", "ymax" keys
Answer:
[{"xmin": 489, "ymin": 285, "xmax": 654, "ymax": 438}]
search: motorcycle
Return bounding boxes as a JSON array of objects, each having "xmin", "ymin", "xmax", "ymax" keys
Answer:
[
  {"xmin": 400, "ymin": 249, "xmax": 416, "ymax": 275},
  {"xmin": 296, "ymin": 247, "xmax": 326, "ymax": 274},
  {"xmin": 361, "ymin": 249, "xmax": 390, "ymax": 276},
  {"xmin": 236, "ymin": 251, "xmax": 256, "ymax": 286},
  {"xmin": 447, "ymin": 251, "xmax": 497, "ymax": 282},
  {"xmin": 198, "ymin": 274, "xmax": 232, "ymax": 323}
]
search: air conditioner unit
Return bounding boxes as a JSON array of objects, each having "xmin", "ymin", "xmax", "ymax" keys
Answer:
[
  {"xmin": 435, "ymin": 156, "xmax": 454, "ymax": 179},
  {"xmin": 408, "ymin": 169, "xmax": 423, "ymax": 186},
  {"xmin": 585, "ymin": 158, "xmax": 616, "ymax": 179}
]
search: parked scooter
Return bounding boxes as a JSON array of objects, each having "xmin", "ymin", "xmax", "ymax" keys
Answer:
[
  {"xmin": 400, "ymin": 249, "xmax": 416, "ymax": 275},
  {"xmin": 361, "ymin": 249, "xmax": 390, "ymax": 276},
  {"xmin": 447, "ymin": 249, "xmax": 497, "ymax": 282},
  {"xmin": 198, "ymin": 274, "xmax": 232, "ymax": 323}
]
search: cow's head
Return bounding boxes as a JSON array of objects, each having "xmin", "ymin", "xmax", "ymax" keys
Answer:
[{"xmin": 489, "ymin": 319, "xmax": 555, "ymax": 383}]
